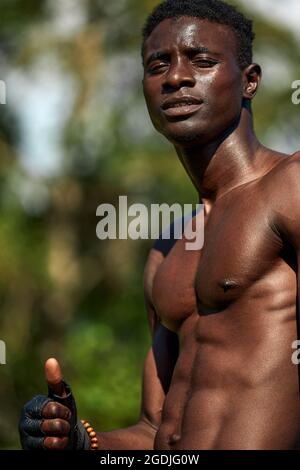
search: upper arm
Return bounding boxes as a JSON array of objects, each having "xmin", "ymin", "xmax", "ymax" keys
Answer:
[
  {"xmin": 140, "ymin": 248, "xmax": 179, "ymax": 429},
  {"xmin": 273, "ymin": 152, "xmax": 300, "ymax": 250}
]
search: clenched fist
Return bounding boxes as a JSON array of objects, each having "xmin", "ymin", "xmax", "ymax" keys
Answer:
[{"xmin": 19, "ymin": 358, "xmax": 90, "ymax": 450}]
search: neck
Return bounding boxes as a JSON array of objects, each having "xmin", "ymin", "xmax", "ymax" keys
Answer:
[{"xmin": 174, "ymin": 108, "xmax": 275, "ymax": 211}]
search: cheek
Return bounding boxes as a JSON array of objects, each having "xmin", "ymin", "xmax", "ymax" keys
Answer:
[
  {"xmin": 143, "ymin": 83, "xmax": 169, "ymax": 131},
  {"xmin": 143, "ymin": 83, "xmax": 160, "ymax": 115},
  {"xmin": 203, "ymin": 70, "xmax": 243, "ymax": 115},
  {"xmin": 143, "ymin": 76, "xmax": 160, "ymax": 100}
]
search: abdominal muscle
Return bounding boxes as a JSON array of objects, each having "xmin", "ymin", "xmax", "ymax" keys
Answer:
[{"xmin": 154, "ymin": 306, "xmax": 300, "ymax": 450}]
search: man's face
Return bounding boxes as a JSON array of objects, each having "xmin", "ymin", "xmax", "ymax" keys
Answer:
[{"xmin": 142, "ymin": 17, "xmax": 245, "ymax": 146}]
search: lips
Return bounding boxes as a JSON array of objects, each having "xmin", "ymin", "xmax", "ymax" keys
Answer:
[{"xmin": 161, "ymin": 96, "xmax": 203, "ymax": 118}]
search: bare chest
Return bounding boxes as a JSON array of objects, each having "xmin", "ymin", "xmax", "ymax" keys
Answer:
[{"xmin": 151, "ymin": 196, "xmax": 292, "ymax": 331}]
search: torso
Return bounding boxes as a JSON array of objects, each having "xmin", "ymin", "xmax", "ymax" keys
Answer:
[{"xmin": 150, "ymin": 154, "xmax": 300, "ymax": 449}]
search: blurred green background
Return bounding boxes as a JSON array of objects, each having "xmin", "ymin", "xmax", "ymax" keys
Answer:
[{"xmin": 0, "ymin": 0, "xmax": 299, "ymax": 449}]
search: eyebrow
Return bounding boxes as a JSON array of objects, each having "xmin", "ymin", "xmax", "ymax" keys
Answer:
[
  {"xmin": 144, "ymin": 51, "xmax": 168, "ymax": 67},
  {"xmin": 144, "ymin": 46, "xmax": 212, "ymax": 67}
]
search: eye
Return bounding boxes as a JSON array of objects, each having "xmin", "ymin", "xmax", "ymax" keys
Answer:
[
  {"xmin": 193, "ymin": 58, "xmax": 217, "ymax": 68},
  {"xmin": 147, "ymin": 62, "xmax": 168, "ymax": 74}
]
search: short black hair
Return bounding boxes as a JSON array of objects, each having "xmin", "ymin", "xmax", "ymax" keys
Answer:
[{"xmin": 142, "ymin": 0, "xmax": 255, "ymax": 70}]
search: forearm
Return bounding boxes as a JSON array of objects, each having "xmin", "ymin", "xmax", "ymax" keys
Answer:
[
  {"xmin": 91, "ymin": 321, "xmax": 175, "ymax": 451},
  {"xmin": 95, "ymin": 420, "xmax": 157, "ymax": 450}
]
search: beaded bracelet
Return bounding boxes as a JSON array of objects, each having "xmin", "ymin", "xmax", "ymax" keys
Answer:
[{"xmin": 81, "ymin": 419, "xmax": 99, "ymax": 450}]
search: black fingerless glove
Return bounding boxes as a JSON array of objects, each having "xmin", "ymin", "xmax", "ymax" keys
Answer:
[
  {"xmin": 19, "ymin": 382, "xmax": 90, "ymax": 450},
  {"xmin": 47, "ymin": 381, "xmax": 90, "ymax": 450}
]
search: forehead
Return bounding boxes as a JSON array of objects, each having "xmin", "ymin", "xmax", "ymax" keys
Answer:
[{"xmin": 143, "ymin": 16, "xmax": 238, "ymax": 59}]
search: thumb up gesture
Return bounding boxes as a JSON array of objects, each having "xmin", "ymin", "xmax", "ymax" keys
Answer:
[{"xmin": 19, "ymin": 358, "xmax": 90, "ymax": 450}]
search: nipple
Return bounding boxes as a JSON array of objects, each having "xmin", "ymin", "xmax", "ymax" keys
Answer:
[{"xmin": 219, "ymin": 279, "xmax": 239, "ymax": 293}]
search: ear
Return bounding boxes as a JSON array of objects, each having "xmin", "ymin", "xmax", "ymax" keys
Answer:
[{"xmin": 242, "ymin": 63, "xmax": 262, "ymax": 100}]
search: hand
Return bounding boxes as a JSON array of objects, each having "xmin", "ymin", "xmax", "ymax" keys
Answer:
[{"xmin": 19, "ymin": 358, "xmax": 90, "ymax": 450}]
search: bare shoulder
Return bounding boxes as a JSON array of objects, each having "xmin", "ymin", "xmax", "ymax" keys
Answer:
[
  {"xmin": 143, "ymin": 248, "xmax": 164, "ymax": 334},
  {"xmin": 261, "ymin": 150, "xmax": 300, "ymax": 197},
  {"xmin": 262, "ymin": 150, "xmax": 300, "ymax": 245},
  {"xmin": 144, "ymin": 248, "xmax": 164, "ymax": 304},
  {"xmin": 143, "ymin": 215, "xmax": 188, "ymax": 305},
  {"xmin": 143, "ymin": 214, "xmax": 191, "ymax": 332},
  {"xmin": 265, "ymin": 150, "xmax": 300, "ymax": 177}
]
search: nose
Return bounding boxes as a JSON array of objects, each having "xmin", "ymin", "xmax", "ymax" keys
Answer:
[{"xmin": 162, "ymin": 58, "xmax": 196, "ymax": 92}]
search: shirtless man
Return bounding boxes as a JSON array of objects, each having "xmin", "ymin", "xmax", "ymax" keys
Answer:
[{"xmin": 19, "ymin": 0, "xmax": 300, "ymax": 450}]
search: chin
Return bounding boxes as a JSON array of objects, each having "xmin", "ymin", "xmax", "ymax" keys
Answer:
[
  {"xmin": 156, "ymin": 114, "xmax": 211, "ymax": 144},
  {"xmin": 161, "ymin": 124, "xmax": 209, "ymax": 147},
  {"xmin": 159, "ymin": 115, "xmax": 239, "ymax": 148}
]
